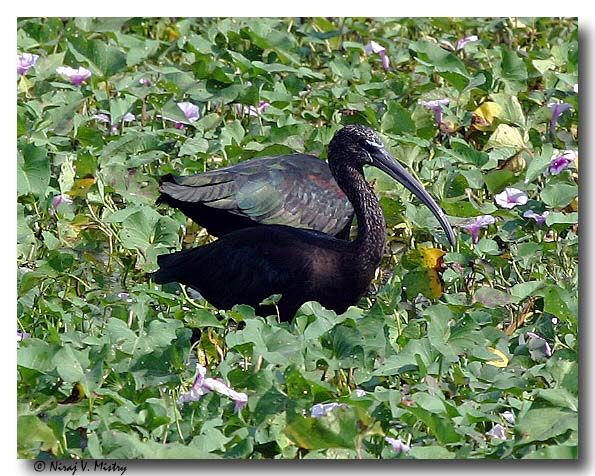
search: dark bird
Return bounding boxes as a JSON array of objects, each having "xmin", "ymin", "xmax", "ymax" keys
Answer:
[
  {"xmin": 154, "ymin": 125, "xmax": 455, "ymax": 321},
  {"xmin": 158, "ymin": 154, "xmax": 354, "ymax": 239}
]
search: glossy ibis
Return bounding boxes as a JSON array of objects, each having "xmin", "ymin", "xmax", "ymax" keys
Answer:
[
  {"xmin": 154, "ymin": 125, "xmax": 455, "ymax": 321},
  {"xmin": 158, "ymin": 154, "xmax": 354, "ymax": 239}
]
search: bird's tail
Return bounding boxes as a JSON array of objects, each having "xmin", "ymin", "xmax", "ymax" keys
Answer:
[{"xmin": 153, "ymin": 248, "xmax": 197, "ymax": 284}]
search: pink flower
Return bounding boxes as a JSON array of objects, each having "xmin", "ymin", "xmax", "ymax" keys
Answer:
[
  {"xmin": 178, "ymin": 364, "xmax": 248, "ymax": 412},
  {"xmin": 364, "ymin": 41, "xmax": 390, "ymax": 70},
  {"xmin": 501, "ymin": 411, "xmax": 515, "ymax": 425},
  {"xmin": 92, "ymin": 113, "xmax": 111, "ymax": 124},
  {"xmin": 385, "ymin": 437, "xmax": 410, "ymax": 454},
  {"xmin": 52, "ymin": 194, "xmax": 73, "ymax": 209},
  {"xmin": 548, "ymin": 102, "xmax": 572, "ymax": 133},
  {"xmin": 419, "ymin": 99, "xmax": 450, "ymax": 126},
  {"xmin": 460, "ymin": 215, "xmax": 495, "ymax": 243},
  {"xmin": 177, "ymin": 102, "xmax": 201, "ymax": 122},
  {"xmin": 139, "ymin": 78, "xmax": 151, "ymax": 86},
  {"xmin": 548, "ymin": 150, "xmax": 576, "ymax": 175},
  {"xmin": 523, "ymin": 210, "xmax": 549, "ymax": 226},
  {"xmin": 486, "ymin": 423, "xmax": 507, "ymax": 440},
  {"xmin": 456, "ymin": 35, "xmax": 479, "ymax": 51},
  {"xmin": 56, "ymin": 66, "xmax": 92, "ymax": 86},
  {"xmin": 160, "ymin": 102, "xmax": 201, "ymax": 129},
  {"xmin": 494, "ymin": 188, "xmax": 528, "ymax": 209},
  {"xmin": 17, "ymin": 53, "xmax": 39, "ymax": 76},
  {"xmin": 310, "ymin": 402, "xmax": 345, "ymax": 418}
]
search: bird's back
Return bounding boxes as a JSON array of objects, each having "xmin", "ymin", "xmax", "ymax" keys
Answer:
[{"xmin": 158, "ymin": 154, "xmax": 354, "ymax": 238}]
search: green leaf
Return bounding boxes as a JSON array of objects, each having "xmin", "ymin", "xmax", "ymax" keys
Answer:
[
  {"xmin": 100, "ymin": 132, "xmax": 160, "ymax": 159},
  {"xmin": 53, "ymin": 346, "xmax": 86, "ymax": 382},
  {"xmin": 483, "ymin": 169, "xmax": 516, "ymax": 194},
  {"xmin": 284, "ymin": 406, "xmax": 380, "ymax": 450},
  {"xmin": 410, "ymin": 40, "xmax": 468, "ymax": 75},
  {"xmin": 473, "ymin": 287, "xmax": 519, "ymax": 308},
  {"xmin": 525, "ymin": 144, "xmax": 553, "ymax": 183},
  {"xmin": 17, "ymin": 143, "xmax": 50, "ymax": 198},
  {"xmin": 381, "ymin": 103, "xmax": 415, "ymax": 135},
  {"xmin": 541, "ymin": 183, "xmax": 578, "ymax": 208},
  {"xmin": 69, "ymin": 37, "xmax": 127, "ymax": 78},
  {"xmin": 409, "ymin": 445, "xmax": 455, "ymax": 459},
  {"xmin": 545, "ymin": 212, "xmax": 578, "ymax": 225},
  {"xmin": 109, "ymin": 95, "xmax": 137, "ymax": 124},
  {"xmin": 18, "ymin": 338, "xmax": 59, "ymax": 373},
  {"xmin": 18, "ymin": 415, "xmax": 59, "ymax": 456},
  {"xmin": 515, "ymin": 407, "xmax": 577, "ymax": 444},
  {"xmin": 496, "ymin": 48, "xmax": 528, "ymax": 93}
]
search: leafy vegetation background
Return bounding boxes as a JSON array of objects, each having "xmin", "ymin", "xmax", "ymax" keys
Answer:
[{"xmin": 17, "ymin": 17, "xmax": 578, "ymax": 459}]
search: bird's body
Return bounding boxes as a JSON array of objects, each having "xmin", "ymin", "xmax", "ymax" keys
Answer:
[
  {"xmin": 155, "ymin": 225, "xmax": 374, "ymax": 319},
  {"xmin": 158, "ymin": 154, "xmax": 354, "ymax": 239},
  {"xmin": 155, "ymin": 125, "xmax": 455, "ymax": 321}
]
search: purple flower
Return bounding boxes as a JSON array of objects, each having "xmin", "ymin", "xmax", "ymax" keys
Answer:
[
  {"xmin": 139, "ymin": 78, "xmax": 152, "ymax": 86},
  {"xmin": 419, "ymin": 99, "xmax": 450, "ymax": 126},
  {"xmin": 385, "ymin": 437, "xmax": 411, "ymax": 454},
  {"xmin": 178, "ymin": 364, "xmax": 248, "ymax": 412},
  {"xmin": 501, "ymin": 411, "xmax": 515, "ymax": 425},
  {"xmin": 56, "ymin": 66, "xmax": 92, "ymax": 86},
  {"xmin": 177, "ymin": 102, "xmax": 201, "ymax": 122},
  {"xmin": 494, "ymin": 187, "xmax": 528, "ymax": 209},
  {"xmin": 364, "ymin": 41, "xmax": 390, "ymax": 70},
  {"xmin": 456, "ymin": 35, "xmax": 479, "ymax": 51},
  {"xmin": 548, "ymin": 102, "xmax": 572, "ymax": 133},
  {"xmin": 486, "ymin": 423, "xmax": 507, "ymax": 440},
  {"xmin": 122, "ymin": 112, "xmax": 136, "ymax": 123},
  {"xmin": 117, "ymin": 292, "xmax": 130, "ymax": 300},
  {"xmin": 525, "ymin": 332, "xmax": 552, "ymax": 358},
  {"xmin": 523, "ymin": 210, "xmax": 549, "ymax": 226},
  {"xmin": 548, "ymin": 150, "xmax": 576, "ymax": 175},
  {"xmin": 460, "ymin": 215, "xmax": 495, "ymax": 244},
  {"xmin": 52, "ymin": 194, "xmax": 73, "ymax": 209},
  {"xmin": 160, "ymin": 102, "xmax": 201, "ymax": 129},
  {"xmin": 310, "ymin": 402, "xmax": 345, "ymax": 418},
  {"xmin": 92, "ymin": 113, "xmax": 111, "ymax": 124},
  {"xmin": 17, "ymin": 53, "xmax": 39, "ymax": 76},
  {"xmin": 354, "ymin": 388, "xmax": 366, "ymax": 397},
  {"xmin": 235, "ymin": 101, "xmax": 270, "ymax": 117},
  {"xmin": 17, "ymin": 330, "xmax": 30, "ymax": 342}
]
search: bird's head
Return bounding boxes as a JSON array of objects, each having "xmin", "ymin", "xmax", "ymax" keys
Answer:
[{"xmin": 328, "ymin": 124, "xmax": 456, "ymax": 246}]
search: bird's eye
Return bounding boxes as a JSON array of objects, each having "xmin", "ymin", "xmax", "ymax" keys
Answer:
[{"xmin": 365, "ymin": 139, "xmax": 383, "ymax": 149}]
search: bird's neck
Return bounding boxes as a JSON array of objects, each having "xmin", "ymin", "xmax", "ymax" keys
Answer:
[{"xmin": 335, "ymin": 164, "xmax": 386, "ymax": 270}]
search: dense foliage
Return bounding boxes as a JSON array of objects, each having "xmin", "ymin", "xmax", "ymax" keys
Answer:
[{"xmin": 17, "ymin": 17, "xmax": 578, "ymax": 459}]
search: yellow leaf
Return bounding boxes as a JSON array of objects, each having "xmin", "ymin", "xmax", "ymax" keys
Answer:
[
  {"xmin": 68, "ymin": 177, "xmax": 96, "ymax": 197},
  {"xmin": 486, "ymin": 347, "xmax": 509, "ymax": 368},
  {"xmin": 419, "ymin": 247, "xmax": 446, "ymax": 271},
  {"xmin": 472, "ymin": 102, "xmax": 503, "ymax": 131},
  {"xmin": 427, "ymin": 270, "xmax": 445, "ymax": 299}
]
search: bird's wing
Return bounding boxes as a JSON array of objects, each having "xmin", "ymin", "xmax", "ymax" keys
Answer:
[{"xmin": 159, "ymin": 154, "xmax": 354, "ymax": 236}]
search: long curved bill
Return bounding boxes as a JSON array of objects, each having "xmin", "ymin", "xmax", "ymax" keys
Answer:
[{"xmin": 371, "ymin": 148, "xmax": 456, "ymax": 246}]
